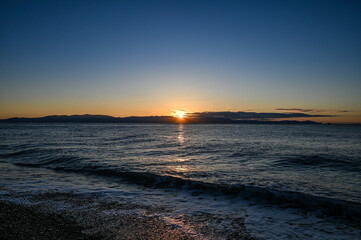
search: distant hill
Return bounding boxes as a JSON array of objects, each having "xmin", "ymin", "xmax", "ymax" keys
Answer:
[{"xmin": 0, "ymin": 114, "xmax": 321, "ymax": 124}]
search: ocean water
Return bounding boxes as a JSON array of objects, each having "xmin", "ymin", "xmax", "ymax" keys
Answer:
[{"xmin": 0, "ymin": 123, "xmax": 360, "ymax": 239}]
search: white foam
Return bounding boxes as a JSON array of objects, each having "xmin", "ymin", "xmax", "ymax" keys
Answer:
[{"xmin": 1, "ymin": 162, "xmax": 360, "ymax": 239}]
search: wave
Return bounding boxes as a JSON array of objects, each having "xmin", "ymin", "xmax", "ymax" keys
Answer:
[
  {"xmin": 0, "ymin": 149, "xmax": 40, "ymax": 158},
  {"xmin": 275, "ymin": 155, "xmax": 360, "ymax": 171},
  {"xmin": 9, "ymin": 163, "xmax": 361, "ymax": 220},
  {"xmin": 229, "ymin": 150, "xmax": 262, "ymax": 158},
  {"xmin": 0, "ymin": 148, "xmax": 81, "ymax": 168},
  {"xmin": 2, "ymin": 148, "xmax": 361, "ymax": 220},
  {"xmin": 107, "ymin": 133, "xmax": 152, "ymax": 141},
  {"xmin": 15, "ymin": 156, "xmax": 80, "ymax": 168},
  {"xmin": 81, "ymin": 169, "xmax": 361, "ymax": 220}
]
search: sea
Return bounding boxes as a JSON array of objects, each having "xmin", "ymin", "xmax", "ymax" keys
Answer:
[{"xmin": 0, "ymin": 123, "xmax": 360, "ymax": 239}]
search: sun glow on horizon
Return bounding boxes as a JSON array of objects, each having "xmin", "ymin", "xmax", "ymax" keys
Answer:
[{"xmin": 172, "ymin": 109, "xmax": 188, "ymax": 119}]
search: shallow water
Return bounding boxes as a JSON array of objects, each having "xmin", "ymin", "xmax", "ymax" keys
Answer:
[{"xmin": 0, "ymin": 123, "xmax": 360, "ymax": 239}]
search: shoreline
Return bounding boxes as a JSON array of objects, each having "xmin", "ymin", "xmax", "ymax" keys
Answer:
[{"xmin": 0, "ymin": 200, "xmax": 194, "ymax": 240}]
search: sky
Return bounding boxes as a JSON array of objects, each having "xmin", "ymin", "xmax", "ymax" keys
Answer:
[{"xmin": 1, "ymin": 0, "xmax": 360, "ymax": 123}]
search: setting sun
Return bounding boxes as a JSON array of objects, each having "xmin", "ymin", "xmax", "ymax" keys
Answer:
[{"xmin": 172, "ymin": 110, "xmax": 187, "ymax": 119}]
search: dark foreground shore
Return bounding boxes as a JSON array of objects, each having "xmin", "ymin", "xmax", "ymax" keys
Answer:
[
  {"xmin": 0, "ymin": 200, "xmax": 192, "ymax": 240},
  {"xmin": 0, "ymin": 200, "xmax": 99, "ymax": 240}
]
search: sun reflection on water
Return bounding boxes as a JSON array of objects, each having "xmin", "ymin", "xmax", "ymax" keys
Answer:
[
  {"xmin": 164, "ymin": 158, "xmax": 192, "ymax": 177},
  {"xmin": 178, "ymin": 158, "xmax": 188, "ymax": 162},
  {"xmin": 166, "ymin": 164, "xmax": 193, "ymax": 177},
  {"xmin": 173, "ymin": 166, "xmax": 190, "ymax": 172},
  {"xmin": 178, "ymin": 124, "xmax": 184, "ymax": 144}
]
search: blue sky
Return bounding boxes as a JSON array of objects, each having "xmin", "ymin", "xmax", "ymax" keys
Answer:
[{"xmin": 1, "ymin": 0, "xmax": 360, "ymax": 122}]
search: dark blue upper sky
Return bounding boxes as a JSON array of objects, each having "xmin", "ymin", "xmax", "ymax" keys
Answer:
[{"xmin": 1, "ymin": 0, "xmax": 360, "ymax": 122}]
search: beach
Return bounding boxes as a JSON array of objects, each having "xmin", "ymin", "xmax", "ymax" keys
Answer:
[
  {"xmin": 0, "ymin": 199, "xmax": 196, "ymax": 240},
  {"xmin": 0, "ymin": 200, "xmax": 95, "ymax": 240},
  {"xmin": 0, "ymin": 184, "xmax": 255, "ymax": 240}
]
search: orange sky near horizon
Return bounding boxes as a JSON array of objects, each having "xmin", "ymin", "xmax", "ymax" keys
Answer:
[{"xmin": 1, "ymin": 100, "xmax": 360, "ymax": 124}]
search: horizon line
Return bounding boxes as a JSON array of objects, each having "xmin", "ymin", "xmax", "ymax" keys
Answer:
[{"xmin": 1, "ymin": 113, "xmax": 360, "ymax": 125}]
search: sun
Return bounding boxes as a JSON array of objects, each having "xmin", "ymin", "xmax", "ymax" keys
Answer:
[{"xmin": 172, "ymin": 110, "xmax": 187, "ymax": 119}]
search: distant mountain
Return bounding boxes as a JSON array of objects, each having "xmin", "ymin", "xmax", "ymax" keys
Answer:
[{"xmin": 0, "ymin": 114, "xmax": 322, "ymax": 124}]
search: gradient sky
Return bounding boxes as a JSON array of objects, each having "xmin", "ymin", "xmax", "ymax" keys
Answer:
[{"xmin": 1, "ymin": 0, "xmax": 361, "ymax": 123}]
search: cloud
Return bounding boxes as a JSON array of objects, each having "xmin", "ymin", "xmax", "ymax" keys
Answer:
[
  {"xmin": 276, "ymin": 108, "xmax": 318, "ymax": 113},
  {"xmin": 334, "ymin": 110, "xmax": 353, "ymax": 113},
  {"xmin": 189, "ymin": 111, "xmax": 334, "ymax": 120},
  {"xmin": 276, "ymin": 108, "xmax": 352, "ymax": 113}
]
